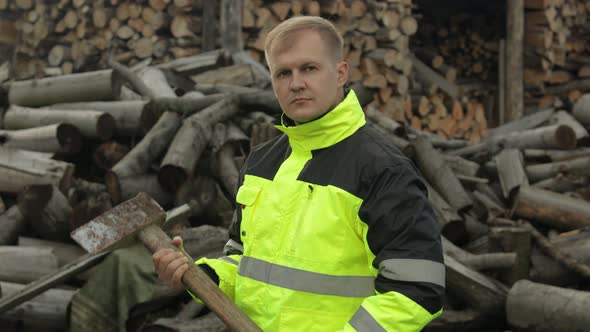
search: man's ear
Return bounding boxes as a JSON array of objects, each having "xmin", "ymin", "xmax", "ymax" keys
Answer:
[{"xmin": 336, "ymin": 61, "xmax": 349, "ymax": 87}]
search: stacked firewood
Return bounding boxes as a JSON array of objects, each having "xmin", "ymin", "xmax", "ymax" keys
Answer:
[
  {"xmin": 524, "ymin": 0, "xmax": 590, "ymax": 109},
  {"xmin": 408, "ymin": 7, "xmax": 500, "ymax": 142},
  {"xmin": 2, "ymin": 0, "xmax": 215, "ymax": 80}
]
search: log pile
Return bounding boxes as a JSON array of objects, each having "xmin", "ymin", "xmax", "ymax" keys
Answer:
[
  {"xmin": 2, "ymin": 0, "xmax": 217, "ymax": 80},
  {"xmin": 368, "ymin": 96, "xmax": 590, "ymax": 331},
  {"xmin": 0, "ymin": 50, "xmax": 280, "ymax": 331},
  {"xmin": 524, "ymin": 0, "xmax": 590, "ymax": 111}
]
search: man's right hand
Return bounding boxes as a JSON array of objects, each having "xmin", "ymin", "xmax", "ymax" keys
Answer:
[{"xmin": 152, "ymin": 236, "xmax": 190, "ymax": 290}]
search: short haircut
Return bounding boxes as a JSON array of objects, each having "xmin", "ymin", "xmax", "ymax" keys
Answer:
[{"xmin": 264, "ymin": 16, "xmax": 344, "ymax": 66}]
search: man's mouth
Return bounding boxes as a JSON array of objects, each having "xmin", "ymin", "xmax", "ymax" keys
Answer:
[{"xmin": 291, "ymin": 98, "xmax": 311, "ymax": 104}]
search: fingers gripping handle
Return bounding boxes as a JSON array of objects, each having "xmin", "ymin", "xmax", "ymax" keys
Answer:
[{"xmin": 138, "ymin": 224, "xmax": 262, "ymax": 332}]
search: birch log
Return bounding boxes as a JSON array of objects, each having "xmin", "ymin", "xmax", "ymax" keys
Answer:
[
  {"xmin": 496, "ymin": 149, "xmax": 529, "ymax": 199},
  {"xmin": 572, "ymin": 94, "xmax": 590, "ymax": 126},
  {"xmin": 412, "ymin": 136, "xmax": 473, "ymax": 211},
  {"xmin": 507, "ymin": 280, "xmax": 590, "ymax": 332},
  {"xmin": 0, "ymin": 247, "xmax": 58, "ymax": 283},
  {"xmin": 48, "ymin": 100, "xmax": 148, "ymax": 137},
  {"xmin": 511, "ymin": 186, "xmax": 590, "ymax": 230},
  {"xmin": 8, "ymin": 69, "xmax": 113, "ymax": 107},
  {"xmin": 526, "ymin": 156, "xmax": 590, "ymax": 182},
  {"xmin": 0, "ymin": 123, "xmax": 82, "ymax": 154},
  {"xmin": 106, "ymin": 67, "xmax": 179, "ymax": 203},
  {"xmin": 4, "ymin": 106, "xmax": 115, "ymax": 140},
  {"xmin": 0, "ymin": 281, "xmax": 75, "ymax": 331}
]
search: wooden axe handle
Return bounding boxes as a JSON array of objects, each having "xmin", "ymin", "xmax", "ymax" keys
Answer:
[{"xmin": 138, "ymin": 224, "xmax": 262, "ymax": 332}]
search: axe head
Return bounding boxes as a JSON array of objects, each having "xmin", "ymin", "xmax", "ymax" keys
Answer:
[{"xmin": 71, "ymin": 192, "xmax": 165, "ymax": 254}]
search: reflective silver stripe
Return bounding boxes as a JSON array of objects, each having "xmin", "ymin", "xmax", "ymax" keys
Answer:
[
  {"xmin": 349, "ymin": 306, "xmax": 386, "ymax": 332},
  {"xmin": 219, "ymin": 256, "xmax": 239, "ymax": 266},
  {"xmin": 223, "ymin": 239, "xmax": 244, "ymax": 255},
  {"xmin": 379, "ymin": 259, "xmax": 445, "ymax": 287},
  {"xmin": 239, "ymin": 256, "xmax": 375, "ymax": 297}
]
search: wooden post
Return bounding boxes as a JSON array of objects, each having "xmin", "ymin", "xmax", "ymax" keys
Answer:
[
  {"xmin": 506, "ymin": 0, "xmax": 524, "ymax": 121},
  {"xmin": 498, "ymin": 39, "xmax": 506, "ymax": 125},
  {"xmin": 220, "ymin": 0, "xmax": 243, "ymax": 53},
  {"xmin": 202, "ymin": 1, "xmax": 218, "ymax": 52}
]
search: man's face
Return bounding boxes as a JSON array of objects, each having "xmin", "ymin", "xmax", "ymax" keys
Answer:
[{"xmin": 267, "ymin": 30, "xmax": 349, "ymax": 124}]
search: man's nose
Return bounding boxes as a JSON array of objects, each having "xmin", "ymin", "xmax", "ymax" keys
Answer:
[{"xmin": 289, "ymin": 71, "xmax": 305, "ymax": 91}]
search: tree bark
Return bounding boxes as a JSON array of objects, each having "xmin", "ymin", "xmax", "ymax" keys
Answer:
[
  {"xmin": 524, "ymin": 148, "xmax": 590, "ymax": 163},
  {"xmin": 0, "ymin": 247, "xmax": 58, "ymax": 283},
  {"xmin": 141, "ymin": 93, "xmax": 228, "ymax": 132},
  {"xmin": 526, "ymin": 156, "xmax": 590, "ymax": 182},
  {"xmin": 48, "ymin": 100, "xmax": 147, "ymax": 137},
  {"xmin": 572, "ymin": 93, "xmax": 590, "ymax": 127},
  {"xmin": 412, "ymin": 136, "xmax": 473, "ymax": 212},
  {"xmin": 157, "ymin": 49, "xmax": 231, "ymax": 76},
  {"xmin": 495, "ymin": 149, "xmax": 529, "ymax": 199},
  {"xmin": 18, "ymin": 236, "xmax": 86, "ymax": 267},
  {"xmin": 511, "ymin": 186, "xmax": 590, "ymax": 230},
  {"xmin": 8, "ymin": 69, "xmax": 114, "ymax": 107},
  {"xmin": 507, "ymin": 280, "xmax": 590, "ymax": 332},
  {"xmin": 4, "ymin": 106, "xmax": 115, "ymax": 140},
  {"xmin": 118, "ymin": 174, "xmax": 174, "ymax": 209},
  {"xmin": 488, "ymin": 227, "xmax": 531, "ymax": 285}
]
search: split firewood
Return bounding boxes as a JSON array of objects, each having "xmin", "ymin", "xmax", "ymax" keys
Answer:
[
  {"xmin": 106, "ymin": 67, "xmax": 180, "ymax": 203},
  {"xmin": 17, "ymin": 184, "xmax": 73, "ymax": 242},
  {"xmin": 495, "ymin": 149, "xmax": 529, "ymax": 199},
  {"xmin": 0, "ymin": 147, "xmax": 74, "ymax": 194},
  {"xmin": 159, "ymin": 96, "xmax": 240, "ymax": 192}
]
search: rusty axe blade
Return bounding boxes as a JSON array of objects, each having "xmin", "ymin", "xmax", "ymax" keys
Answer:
[{"xmin": 71, "ymin": 192, "xmax": 165, "ymax": 254}]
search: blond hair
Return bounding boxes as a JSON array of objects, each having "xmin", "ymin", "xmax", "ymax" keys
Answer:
[{"xmin": 264, "ymin": 16, "xmax": 344, "ymax": 66}]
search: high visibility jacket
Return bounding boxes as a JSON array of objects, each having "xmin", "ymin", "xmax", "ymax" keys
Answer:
[{"xmin": 196, "ymin": 90, "xmax": 445, "ymax": 331}]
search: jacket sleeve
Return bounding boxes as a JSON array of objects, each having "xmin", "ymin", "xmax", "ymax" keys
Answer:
[
  {"xmin": 343, "ymin": 162, "xmax": 445, "ymax": 331},
  {"xmin": 190, "ymin": 162, "xmax": 248, "ymax": 303}
]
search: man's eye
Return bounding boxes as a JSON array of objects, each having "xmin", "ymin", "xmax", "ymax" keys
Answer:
[
  {"xmin": 304, "ymin": 66, "xmax": 316, "ymax": 71},
  {"xmin": 277, "ymin": 71, "xmax": 289, "ymax": 77}
]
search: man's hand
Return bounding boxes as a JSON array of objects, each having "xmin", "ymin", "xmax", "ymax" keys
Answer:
[{"xmin": 152, "ymin": 236, "xmax": 190, "ymax": 290}]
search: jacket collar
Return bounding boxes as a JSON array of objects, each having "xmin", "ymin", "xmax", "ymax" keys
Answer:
[{"xmin": 275, "ymin": 89, "xmax": 365, "ymax": 151}]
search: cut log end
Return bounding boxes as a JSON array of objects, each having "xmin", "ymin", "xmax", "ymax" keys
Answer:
[
  {"xmin": 555, "ymin": 125, "xmax": 577, "ymax": 150},
  {"xmin": 56, "ymin": 123, "xmax": 83, "ymax": 154},
  {"xmin": 96, "ymin": 113, "xmax": 116, "ymax": 141},
  {"xmin": 158, "ymin": 165, "xmax": 189, "ymax": 193}
]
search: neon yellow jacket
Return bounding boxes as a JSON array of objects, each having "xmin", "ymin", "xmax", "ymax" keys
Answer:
[{"xmin": 196, "ymin": 90, "xmax": 445, "ymax": 331}]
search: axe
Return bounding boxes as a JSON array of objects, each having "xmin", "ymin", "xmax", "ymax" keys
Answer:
[{"xmin": 71, "ymin": 192, "xmax": 261, "ymax": 332}]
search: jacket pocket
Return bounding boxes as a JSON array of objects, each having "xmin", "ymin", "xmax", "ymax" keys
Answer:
[{"xmin": 235, "ymin": 184, "xmax": 261, "ymax": 243}]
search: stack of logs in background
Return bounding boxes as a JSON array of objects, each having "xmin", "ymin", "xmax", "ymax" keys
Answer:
[
  {"xmin": 524, "ymin": 0, "xmax": 590, "ymax": 111},
  {"xmin": 1, "ymin": 0, "xmax": 590, "ymax": 331}
]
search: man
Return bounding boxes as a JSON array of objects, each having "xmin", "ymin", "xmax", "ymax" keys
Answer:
[{"xmin": 153, "ymin": 16, "xmax": 445, "ymax": 331}]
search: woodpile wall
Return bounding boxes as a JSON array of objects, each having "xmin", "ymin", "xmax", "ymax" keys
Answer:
[{"xmin": 523, "ymin": 0, "xmax": 590, "ymax": 111}]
